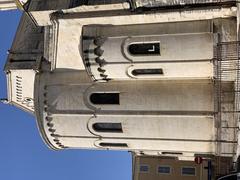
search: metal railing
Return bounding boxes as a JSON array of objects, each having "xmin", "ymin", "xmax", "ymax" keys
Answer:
[{"xmin": 215, "ymin": 41, "xmax": 240, "ymax": 175}]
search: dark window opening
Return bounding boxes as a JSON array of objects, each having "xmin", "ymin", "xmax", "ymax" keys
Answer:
[
  {"xmin": 162, "ymin": 152, "xmax": 183, "ymax": 155},
  {"xmin": 69, "ymin": 0, "xmax": 88, "ymax": 8},
  {"xmin": 93, "ymin": 123, "xmax": 123, "ymax": 133},
  {"xmin": 90, "ymin": 93, "xmax": 119, "ymax": 105},
  {"xmin": 182, "ymin": 167, "xmax": 196, "ymax": 176},
  {"xmin": 140, "ymin": 165, "xmax": 149, "ymax": 172},
  {"xmin": 132, "ymin": 69, "xmax": 163, "ymax": 76},
  {"xmin": 128, "ymin": 42, "xmax": 160, "ymax": 55},
  {"xmin": 99, "ymin": 142, "xmax": 128, "ymax": 147},
  {"xmin": 10, "ymin": 59, "xmax": 36, "ymax": 63},
  {"xmin": 158, "ymin": 166, "xmax": 171, "ymax": 174}
]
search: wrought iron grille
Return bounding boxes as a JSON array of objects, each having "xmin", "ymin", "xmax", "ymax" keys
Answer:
[{"xmin": 215, "ymin": 41, "xmax": 240, "ymax": 174}]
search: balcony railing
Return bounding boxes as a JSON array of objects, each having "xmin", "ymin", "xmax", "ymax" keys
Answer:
[{"xmin": 214, "ymin": 41, "xmax": 240, "ymax": 174}]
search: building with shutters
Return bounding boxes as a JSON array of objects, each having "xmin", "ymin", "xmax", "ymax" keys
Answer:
[
  {"xmin": 133, "ymin": 155, "xmax": 210, "ymax": 180},
  {"xmin": 132, "ymin": 154, "xmax": 236, "ymax": 180},
  {"xmin": 1, "ymin": 0, "xmax": 240, "ymax": 178}
]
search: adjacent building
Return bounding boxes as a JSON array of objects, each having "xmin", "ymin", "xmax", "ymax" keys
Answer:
[
  {"xmin": 133, "ymin": 155, "xmax": 210, "ymax": 180},
  {"xmin": 133, "ymin": 153, "xmax": 236, "ymax": 180}
]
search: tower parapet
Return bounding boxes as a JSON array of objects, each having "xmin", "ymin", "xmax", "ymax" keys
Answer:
[{"xmin": 0, "ymin": 0, "xmax": 17, "ymax": 10}]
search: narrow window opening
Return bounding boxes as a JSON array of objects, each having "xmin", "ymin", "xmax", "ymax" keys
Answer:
[
  {"xmin": 99, "ymin": 142, "xmax": 128, "ymax": 147},
  {"xmin": 182, "ymin": 167, "xmax": 196, "ymax": 176},
  {"xmin": 128, "ymin": 42, "xmax": 160, "ymax": 56},
  {"xmin": 158, "ymin": 166, "xmax": 171, "ymax": 174},
  {"xmin": 132, "ymin": 69, "xmax": 163, "ymax": 76},
  {"xmin": 90, "ymin": 93, "xmax": 119, "ymax": 105},
  {"xmin": 161, "ymin": 152, "xmax": 183, "ymax": 155},
  {"xmin": 93, "ymin": 123, "xmax": 123, "ymax": 133},
  {"xmin": 139, "ymin": 165, "xmax": 149, "ymax": 173}
]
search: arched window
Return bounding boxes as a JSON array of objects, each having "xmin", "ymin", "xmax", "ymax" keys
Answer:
[
  {"xmin": 93, "ymin": 123, "xmax": 123, "ymax": 133},
  {"xmin": 128, "ymin": 42, "xmax": 160, "ymax": 56},
  {"xmin": 99, "ymin": 142, "xmax": 128, "ymax": 147},
  {"xmin": 131, "ymin": 69, "xmax": 163, "ymax": 76},
  {"xmin": 90, "ymin": 93, "xmax": 119, "ymax": 104}
]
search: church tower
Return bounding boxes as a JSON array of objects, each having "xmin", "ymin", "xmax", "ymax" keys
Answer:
[
  {"xmin": 2, "ymin": 0, "xmax": 240, "ymax": 177},
  {"xmin": 0, "ymin": 0, "xmax": 16, "ymax": 10}
]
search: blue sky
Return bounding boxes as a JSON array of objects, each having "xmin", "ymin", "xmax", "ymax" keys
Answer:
[{"xmin": 0, "ymin": 10, "xmax": 131, "ymax": 180}]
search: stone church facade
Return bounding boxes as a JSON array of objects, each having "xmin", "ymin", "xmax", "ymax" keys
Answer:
[{"xmin": 1, "ymin": 0, "xmax": 240, "ymax": 178}]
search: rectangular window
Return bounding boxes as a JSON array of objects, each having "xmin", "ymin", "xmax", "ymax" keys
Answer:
[
  {"xmin": 131, "ymin": 69, "xmax": 163, "ymax": 76},
  {"xmin": 90, "ymin": 93, "xmax": 119, "ymax": 105},
  {"xmin": 182, "ymin": 167, "xmax": 196, "ymax": 176},
  {"xmin": 161, "ymin": 152, "xmax": 183, "ymax": 155},
  {"xmin": 99, "ymin": 142, "xmax": 127, "ymax": 147},
  {"xmin": 158, "ymin": 166, "xmax": 171, "ymax": 174},
  {"xmin": 139, "ymin": 165, "xmax": 149, "ymax": 173},
  {"xmin": 93, "ymin": 123, "xmax": 123, "ymax": 133},
  {"xmin": 128, "ymin": 42, "xmax": 160, "ymax": 56}
]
